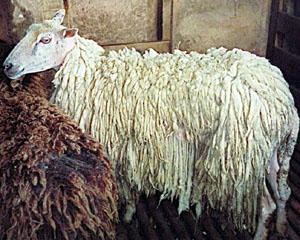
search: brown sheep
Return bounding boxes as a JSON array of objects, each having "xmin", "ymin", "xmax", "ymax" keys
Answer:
[{"xmin": 0, "ymin": 47, "xmax": 118, "ymax": 239}]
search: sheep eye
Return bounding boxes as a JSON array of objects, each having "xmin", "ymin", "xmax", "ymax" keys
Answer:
[{"xmin": 40, "ymin": 37, "xmax": 52, "ymax": 44}]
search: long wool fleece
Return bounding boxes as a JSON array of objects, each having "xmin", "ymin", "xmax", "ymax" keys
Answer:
[
  {"xmin": 51, "ymin": 36, "xmax": 299, "ymax": 232},
  {"xmin": 0, "ymin": 78, "xmax": 118, "ymax": 240}
]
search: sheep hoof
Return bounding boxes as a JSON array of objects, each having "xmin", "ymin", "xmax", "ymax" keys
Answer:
[
  {"xmin": 275, "ymin": 200, "xmax": 288, "ymax": 236},
  {"xmin": 123, "ymin": 202, "xmax": 136, "ymax": 223}
]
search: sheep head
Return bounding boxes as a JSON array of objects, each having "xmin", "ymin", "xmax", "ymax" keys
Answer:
[{"xmin": 3, "ymin": 9, "xmax": 77, "ymax": 80}]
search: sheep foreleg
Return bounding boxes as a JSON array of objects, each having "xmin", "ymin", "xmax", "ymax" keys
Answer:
[{"xmin": 123, "ymin": 200, "xmax": 137, "ymax": 223}]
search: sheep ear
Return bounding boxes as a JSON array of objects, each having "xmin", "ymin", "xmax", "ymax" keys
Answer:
[
  {"xmin": 52, "ymin": 9, "xmax": 66, "ymax": 25},
  {"xmin": 61, "ymin": 28, "xmax": 78, "ymax": 38}
]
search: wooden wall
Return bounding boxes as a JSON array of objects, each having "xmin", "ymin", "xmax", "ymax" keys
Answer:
[
  {"xmin": 267, "ymin": 3, "xmax": 300, "ymax": 240},
  {"xmin": 267, "ymin": 0, "xmax": 300, "ymax": 90},
  {"xmin": 172, "ymin": 0, "xmax": 272, "ymax": 56},
  {"xmin": 0, "ymin": 0, "xmax": 161, "ymax": 47},
  {"xmin": 0, "ymin": 0, "xmax": 272, "ymax": 56}
]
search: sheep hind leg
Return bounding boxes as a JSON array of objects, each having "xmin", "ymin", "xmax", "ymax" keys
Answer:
[
  {"xmin": 254, "ymin": 180, "xmax": 276, "ymax": 240},
  {"xmin": 268, "ymin": 125, "xmax": 297, "ymax": 235},
  {"xmin": 267, "ymin": 149, "xmax": 290, "ymax": 236}
]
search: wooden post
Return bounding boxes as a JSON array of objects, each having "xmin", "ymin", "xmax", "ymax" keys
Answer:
[
  {"xmin": 295, "ymin": 0, "xmax": 300, "ymax": 16},
  {"xmin": 162, "ymin": 0, "xmax": 173, "ymax": 52},
  {"xmin": 266, "ymin": 0, "xmax": 280, "ymax": 60}
]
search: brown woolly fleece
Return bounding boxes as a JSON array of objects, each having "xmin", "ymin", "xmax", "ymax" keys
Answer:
[{"xmin": 0, "ymin": 73, "xmax": 118, "ymax": 239}]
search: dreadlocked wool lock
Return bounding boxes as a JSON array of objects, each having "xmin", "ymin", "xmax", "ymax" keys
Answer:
[{"xmin": 50, "ymin": 35, "xmax": 299, "ymax": 233}]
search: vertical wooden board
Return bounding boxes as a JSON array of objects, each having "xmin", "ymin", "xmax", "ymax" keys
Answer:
[
  {"xmin": 0, "ymin": 1, "xmax": 9, "ymax": 43},
  {"xmin": 266, "ymin": 0, "xmax": 280, "ymax": 59},
  {"xmin": 172, "ymin": 0, "xmax": 272, "ymax": 56},
  {"xmin": 66, "ymin": 0, "xmax": 159, "ymax": 45},
  {"xmin": 40, "ymin": 0, "xmax": 65, "ymax": 19},
  {"xmin": 0, "ymin": 0, "xmax": 45, "ymax": 44},
  {"xmin": 0, "ymin": 0, "xmax": 159, "ymax": 45},
  {"xmin": 282, "ymin": 0, "xmax": 296, "ymax": 14},
  {"xmin": 162, "ymin": 0, "xmax": 172, "ymax": 41},
  {"xmin": 295, "ymin": 0, "xmax": 300, "ymax": 16},
  {"xmin": 102, "ymin": 41, "xmax": 171, "ymax": 53}
]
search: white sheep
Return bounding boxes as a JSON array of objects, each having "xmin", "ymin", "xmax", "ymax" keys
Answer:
[{"xmin": 4, "ymin": 10, "xmax": 299, "ymax": 239}]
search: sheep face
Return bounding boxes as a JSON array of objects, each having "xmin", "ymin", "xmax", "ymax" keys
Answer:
[{"xmin": 3, "ymin": 10, "xmax": 77, "ymax": 80}]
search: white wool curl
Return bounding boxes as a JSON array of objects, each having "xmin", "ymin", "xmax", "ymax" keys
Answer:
[{"xmin": 51, "ymin": 36, "xmax": 299, "ymax": 232}]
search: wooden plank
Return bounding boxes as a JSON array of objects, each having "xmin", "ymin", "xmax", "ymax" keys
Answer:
[
  {"xmin": 102, "ymin": 40, "xmax": 171, "ymax": 53},
  {"xmin": 136, "ymin": 199, "xmax": 160, "ymax": 240},
  {"xmin": 275, "ymin": 10, "xmax": 300, "ymax": 56},
  {"xmin": 126, "ymin": 220, "xmax": 143, "ymax": 240},
  {"xmin": 144, "ymin": 196, "xmax": 176, "ymax": 240},
  {"xmin": 181, "ymin": 211, "xmax": 207, "ymax": 240},
  {"xmin": 295, "ymin": 0, "xmax": 300, "ymax": 17},
  {"xmin": 288, "ymin": 227, "xmax": 300, "ymax": 240},
  {"xmin": 296, "ymin": 143, "xmax": 300, "ymax": 153},
  {"xmin": 291, "ymin": 157, "xmax": 300, "ymax": 176},
  {"xmin": 276, "ymin": 12, "xmax": 300, "ymax": 34},
  {"xmin": 288, "ymin": 209, "xmax": 300, "ymax": 236},
  {"xmin": 41, "ymin": 0, "xmax": 64, "ymax": 19},
  {"xmin": 289, "ymin": 197, "xmax": 300, "ymax": 216},
  {"xmin": 266, "ymin": 0, "xmax": 280, "ymax": 59},
  {"xmin": 289, "ymin": 170, "xmax": 300, "ymax": 189},
  {"xmin": 201, "ymin": 215, "xmax": 223, "ymax": 240},
  {"xmin": 290, "ymin": 86, "xmax": 300, "ymax": 111},
  {"xmin": 157, "ymin": 0, "xmax": 163, "ymax": 41},
  {"xmin": 161, "ymin": 200, "xmax": 192, "ymax": 240},
  {"xmin": 290, "ymin": 181, "xmax": 300, "ymax": 203},
  {"xmin": 0, "ymin": 0, "xmax": 9, "ymax": 43},
  {"xmin": 271, "ymin": 47, "xmax": 300, "ymax": 79},
  {"xmin": 162, "ymin": 0, "xmax": 172, "ymax": 41}
]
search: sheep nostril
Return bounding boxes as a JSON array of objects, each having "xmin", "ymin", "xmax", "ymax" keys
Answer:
[{"xmin": 4, "ymin": 63, "xmax": 13, "ymax": 71}]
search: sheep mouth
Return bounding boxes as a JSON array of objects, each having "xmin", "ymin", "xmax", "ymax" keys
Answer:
[{"xmin": 4, "ymin": 67, "xmax": 25, "ymax": 80}]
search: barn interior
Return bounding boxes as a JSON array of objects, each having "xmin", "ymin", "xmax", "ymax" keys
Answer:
[{"xmin": 0, "ymin": 0, "xmax": 299, "ymax": 239}]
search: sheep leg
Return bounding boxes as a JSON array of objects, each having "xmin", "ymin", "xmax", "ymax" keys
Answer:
[
  {"xmin": 267, "ymin": 149, "xmax": 290, "ymax": 236},
  {"xmin": 254, "ymin": 180, "xmax": 276, "ymax": 240},
  {"xmin": 123, "ymin": 200, "xmax": 137, "ymax": 223},
  {"xmin": 268, "ymin": 126, "xmax": 296, "ymax": 235}
]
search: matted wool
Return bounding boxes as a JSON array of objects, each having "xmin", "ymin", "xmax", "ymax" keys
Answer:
[{"xmin": 51, "ymin": 36, "xmax": 299, "ymax": 232}]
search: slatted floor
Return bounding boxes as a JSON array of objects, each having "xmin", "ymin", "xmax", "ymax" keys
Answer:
[{"xmin": 116, "ymin": 140, "xmax": 300, "ymax": 240}]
